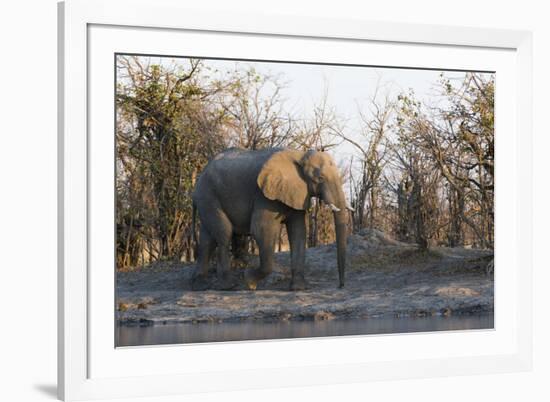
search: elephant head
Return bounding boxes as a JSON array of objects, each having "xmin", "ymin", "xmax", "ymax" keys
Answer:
[{"xmin": 257, "ymin": 149, "xmax": 351, "ymax": 287}]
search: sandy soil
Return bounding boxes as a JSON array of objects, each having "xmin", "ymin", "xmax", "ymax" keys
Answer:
[{"xmin": 117, "ymin": 229, "xmax": 494, "ymax": 326}]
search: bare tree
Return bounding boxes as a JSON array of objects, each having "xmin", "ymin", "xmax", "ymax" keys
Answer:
[
  {"xmin": 220, "ymin": 68, "xmax": 296, "ymax": 150},
  {"xmin": 336, "ymin": 86, "xmax": 393, "ymax": 232}
]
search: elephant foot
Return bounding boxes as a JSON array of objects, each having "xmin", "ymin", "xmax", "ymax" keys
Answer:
[
  {"xmin": 245, "ymin": 269, "xmax": 270, "ymax": 291},
  {"xmin": 190, "ymin": 272, "xmax": 211, "ymax": 291},
  {"xmin": 215, "ymin": 273, "xmax": 240, "ymax": 291},
  {"xmin": 289, "ymin": 274, "xmax": 309, "ymax": 291}
]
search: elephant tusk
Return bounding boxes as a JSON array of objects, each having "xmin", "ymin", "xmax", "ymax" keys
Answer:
[
  {"xmin": 329, "ymin": 203, "xmax": 341, "ymax": 212},
  {"xmin": 346, "ymin": 202, "xmax": 355, "ymax": 212}
]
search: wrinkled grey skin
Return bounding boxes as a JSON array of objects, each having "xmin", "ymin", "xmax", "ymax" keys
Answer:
[{"xmin": 191, "ymin": 148, "xmax": 349, "ymax": 291}]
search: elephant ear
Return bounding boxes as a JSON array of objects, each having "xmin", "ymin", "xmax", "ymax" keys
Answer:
[{"xmin": 257, "ymin": 150, "xmax": 310, "ymax": 210}]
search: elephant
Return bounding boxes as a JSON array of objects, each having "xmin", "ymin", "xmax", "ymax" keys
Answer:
[{"xmin": 190, "ymin": 147, "xmax": 352, "ymax": 291}]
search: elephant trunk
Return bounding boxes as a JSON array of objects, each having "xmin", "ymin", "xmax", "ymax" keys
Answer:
[
  {"xmin": 322, "ymin": 182, "xmax": 349, "ymax": 288},
  {"xmin": 333, "ymin": 208, "xmax": 347, "ymax": 288}
]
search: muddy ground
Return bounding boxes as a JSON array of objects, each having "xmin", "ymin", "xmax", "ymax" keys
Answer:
[{"xmin": 116, "ymin": 229, "xmax": 494, "ymax": 326}]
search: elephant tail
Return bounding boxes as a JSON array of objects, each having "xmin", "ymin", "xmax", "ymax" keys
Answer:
[{"xmin": 192, "ymin": 202, "xmax": 198, "ymax": 258}]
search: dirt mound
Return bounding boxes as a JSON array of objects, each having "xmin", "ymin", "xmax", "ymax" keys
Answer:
[{"xmin": 354, "ymin": 228, "xmax": 410, "ymax": 247}]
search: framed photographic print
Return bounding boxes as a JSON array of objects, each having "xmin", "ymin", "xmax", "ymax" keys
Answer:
[{"xmin": 58, "ymin": 0, "xmax": 533, "ymax": 400}]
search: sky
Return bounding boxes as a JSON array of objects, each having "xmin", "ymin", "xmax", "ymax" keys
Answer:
[{"xmin": 122, "ymin": 55, "xmax": 492, "ymax": 169}]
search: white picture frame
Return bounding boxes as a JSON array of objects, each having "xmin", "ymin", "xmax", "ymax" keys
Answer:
[{"xmin": 58, "ymin": 0, "xmax": 533, "ymax": 400}]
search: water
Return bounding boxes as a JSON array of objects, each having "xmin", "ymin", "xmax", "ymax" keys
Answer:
[{"xmin": 116, "ymin": 314, "xmax": 494, "ymax": 347}]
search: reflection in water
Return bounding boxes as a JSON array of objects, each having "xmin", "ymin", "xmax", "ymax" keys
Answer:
[{"xmin": 116, "ymin": 314, "xmax": 494, "ymax": 347}]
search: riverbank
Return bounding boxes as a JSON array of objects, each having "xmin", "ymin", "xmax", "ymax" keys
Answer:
[{"xmin": 116, "ymin": 229, "xmax": 494, "ymax": 326}]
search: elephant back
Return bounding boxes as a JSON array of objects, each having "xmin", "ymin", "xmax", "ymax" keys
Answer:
[{"xmin": 192, "ymin": 148, "xmax": 282, "ymax": 202}]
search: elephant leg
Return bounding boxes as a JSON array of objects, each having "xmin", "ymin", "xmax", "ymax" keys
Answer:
[
  {"xmin": 211, "ymin": 210, "xmax": 239, "ymax": 290},
  {"xmin": 191, "ymin": 226, "xmax": 216, "ymax": 291},
  {"xmin": 215, "ymin": 244, "xmax": 236, "ymax": 290},
  {"xmin": 287, "ymin": 212, "xmax": 308, "ymax": 291},
  {"xmin": 246, "ymin": 210, "xmax": 279, "ymax": 290}
]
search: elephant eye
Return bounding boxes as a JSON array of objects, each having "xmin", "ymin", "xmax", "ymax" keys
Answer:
[{"xmin": 312, "ymin": 167, "xmax": 324, "ymax": 182}]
